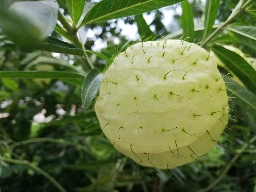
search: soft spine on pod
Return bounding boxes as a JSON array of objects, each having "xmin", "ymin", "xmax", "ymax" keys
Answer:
[{"xmin": 95, "ymin": 39, "xmax": 229, "ymax": 169}]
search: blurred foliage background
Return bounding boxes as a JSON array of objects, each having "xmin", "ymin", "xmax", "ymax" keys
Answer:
[{"xmin": 1, "ymin": 0, "xmax": 256, "ymax": 192}]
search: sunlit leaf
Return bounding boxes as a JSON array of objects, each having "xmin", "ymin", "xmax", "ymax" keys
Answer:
[
  {"xmin": 1, "ymin": 78, "xmax": 18, "ymax": 91},
  {"xmin": 181, "ymin": 0, "xmax": 194, "ymax": 42},
  {"xmin": 66, "ymin": 0, "xmax": 86, "ymax": 27},
  {"xmin": 202, "ymin": 0, "xmax": 220, "ymax": 42},
  {"xmin": 80, "ymin": 0, "xmax": 184, "ymax": 26},
  {"xmin": 135, "ymin": 14, "xmax": 155, "ymax": 41}
]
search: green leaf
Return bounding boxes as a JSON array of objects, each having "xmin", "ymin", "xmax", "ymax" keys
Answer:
[
  {"xmin": 1, "ymin": 78, "xmax": 18, "ymax": 91},
  {"xmin": 54, "ymin": 24, "xmax": 72, "ymax": 41},
  {"xmin": 0, "ymin": 165, "xmax": 27, "ymax": 179},
  {"xmin": 212, "ymin": 45, "xmax": 256, "ymax": 94},
  {"xmin": 181, "ymin": 0, "xmax": 194, "ymax": 42},
  {"xmin": 62, "ymin": 79, "xmax": 84, "ymax": 86},
  {"xmin": 42, "ymin": 112, "xmax": 96, "ymax": 126},
  {"xmin": 20, "ymin": 52, "xmax": 42, "ymax": 66},
  {"xmin": 66, "ymin": 0, "xmax": 86, "ymax": 27},
  {"xmin": 77, "ymin": 2, "xmax": 97, "ymax": 28},
  {"xmin": 24, "ymin": 56, "xmax": 79, "ymax": 72},
  {"xmin": 0, "ymin": 91, "xmax": 11, "ymax": 100},
  {"xmin": 246, "ymin": 6, "xmax": 256, "ymax": 19},
  {"xmin": 80, "ymin": 0, "xmax": 184, "ymax": 26},
  {"xmin": 225, "ymin": 77, "xmax": 256, "ymax": 110},
  {"xmin": 36, "ymin": 37, "xmax": 84, "ymax": 56},
  {"xmin": 0, "ymin": 0, "xmax": 58, "ymax": 51},
  {"xmin": 135, "ymin": 14, "xmax": 155, "ymax": 41},
  {"xmin": 0, "ymin": 71, "xmax": 85, "ymax": 79},
  {"xmin": 81, "ymin": 69, "xmax": 103, "ymax": 109},
  {"xmin": 85, "ymin": 50, "xmax": 112, "ymax": 63},
  {"xmin": 36, "ymin": 37, "xmax": 111, "ymax": 62},
  {"xmin": 164, "ymin": 25, "xmax": 219, "ymax": 40},
  {"xmin": 225, "ymin": 25, "xmax": 256, "ymax": 52},
  {"xmin": 202, "ymin": 0, "xmax": 220, "ymax": 42}
]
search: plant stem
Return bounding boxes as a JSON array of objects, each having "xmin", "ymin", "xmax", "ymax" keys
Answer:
[
  {"xmin": 57, "ymin": 10, "xmax": 93, "ymax": 70},
  {"xmin": 109, "ymin": 158, "xmax": 127, "ymax": 191},
  {"xmin": 9, "ymin": 137, "xmax": 99, "ymax": 159},
  {"xmin": 199, "ymin": 135, "xmax": 256, "ymax": 192},
  {"xmin": 201, "ymin": 0, "xmax": 256, "ymax": 48},
  {"xmin": 0, "ymin": 157, "xmax": 67, "ymax": 192},
  {"xmin": 10, "ymin": 138, "xmax": 88, "ymax": 151},
  {"xmin": 141, "ymin": 180, "xmax": 149, "ymax": 192}
]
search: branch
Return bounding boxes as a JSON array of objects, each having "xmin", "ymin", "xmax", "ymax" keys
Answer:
[
  {"xmin": 57, "ymin": 10, "xmax": 93, "ymax": 70},
  {"xmin": 0, "ymin": 157, "xmax": 67, "ymax": 192},
  {"xmin": 201, "ymin": 0, "xmax": 256, "ymax": 48},
  {"xmin": 9, "ymin": 138, "xmax": 88, "ymax": 152}
]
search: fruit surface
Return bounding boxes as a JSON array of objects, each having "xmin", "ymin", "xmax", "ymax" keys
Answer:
[
  {"xmin": 95, "ymin": 39, "xmax": 229, "ymax": 169},
  {"xmin": 0, "ymin": 0, "xmax": 58, "ymax": 50}
]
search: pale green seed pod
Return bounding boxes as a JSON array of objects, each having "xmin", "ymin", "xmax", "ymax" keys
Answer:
[
  {"xmin": 95, "ymin": 39, "xmax": 229, "ymax": 169},
  {"xmin": 0, "ymin": 0, "xmax": 58, "ymax": 51}
]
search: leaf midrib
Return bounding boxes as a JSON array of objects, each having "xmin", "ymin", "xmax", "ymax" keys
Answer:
[
  {"xmin": 72, "ymin": 0, "xmax": 75, "ymax": 24},
  {"xmin": 84, "ymin": 0, "xmax": 176, "ymax": 24},
  {"xmin": 204, "ymin": 0, "xmax": 212, "ymax": 39},
  {"xmin": 215, "ymin": 48, "xmax": 256, "ymax": 88},
  {"xmin": 226, "ymin": 26, "xmax": 256, "ymax": 41}
]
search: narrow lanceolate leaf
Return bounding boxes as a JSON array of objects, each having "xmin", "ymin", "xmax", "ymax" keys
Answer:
[
  {"xmin": 37, "ymin": 37, "xmax": 84, "ymax": 56},
  {"xmin": 225, "ymin": 77, "xmax": 256, "ymax": 110},
  {"xmin": 37, "ymin": 37, "xmax": 111, "ymax": 62},
  {"xmin": 43, "ymin": 112, "xmax": 96, "ymax": 126},
  {"xmin": 85, "ymin": 50, "xmax": 112, "ymax": 63},
  {"xmin": 66, "ymin": 0, "xmax": 86, "ymax": 27},
  {"xmin": 1, "ymin": 78, "xmax": 18, "ymax": 91},
  {"xmin": 135, "ymin": 14, "xmax": 155, "ymax": 41},
  {"xmin": 24, "ymin": 56, "xmax": 79, "ymax": 72},
  {"xmin": 77, "ymin": 2, "xmax": 97, "ymax": 28},
  {"xmin": 0, "ymin": 71, "xmax": 85, "ymax": 79},
  {"xmin": 181, "ymin": 0, "xmax": 194, "ymax": 42},
  {"xmin": 247, "ymin": 7, "xmax": 256, "ymax": 19},
  {"xmin": 202, "ymin": 0, "xmax": 220, "ymax": 42},
  {"xmin": 226, "ymin": 25, "xmax": 256, "ymax": 52},
  {"xmin": 80, "ymin": 0, "xmax": 184, "ymax": 26},
  {"xmin": 212, "ymin": 45, "xmax": 256, "ymax": 94},
  {"xmin": 81, "ymin": 69, "xmax": 103, "ymax": 109},
  {"xmin": 54, "ymin": 24, "xmax": 72, "ymax": 41}
]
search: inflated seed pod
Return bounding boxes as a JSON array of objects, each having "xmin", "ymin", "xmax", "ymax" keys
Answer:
[{"xmin": 95, "ymin": 39, "xmax": 229, "ymax": 169}]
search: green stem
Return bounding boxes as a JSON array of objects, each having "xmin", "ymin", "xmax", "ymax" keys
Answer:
[
  {"xmin": 201, "ymin": 0, "xmax": 256, "ymax": 48},
  {"xmin": 57, "ymin": 10, "xmax": 93, "ymax": 70},
  {"xmin": 0, "ymin": 157, "xmax": 67, "ymax": 192},
  {"xmin": 9, "ymin": 137, "xmax": 99, "ymax": 159},
  {"xmin": 141, "ymin": 180, "xmax": 149, "ymax": 192},
  {"xmin": 9, "ymin": 138, "xmax": 88, "ymax": 151},
  {"xmin": 109, "ymin": 158, "xmax": 127, "ymax": 190},
  {"xmin": 199, "ymin": 135, "xmax": 256, "ymax": 192}
]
